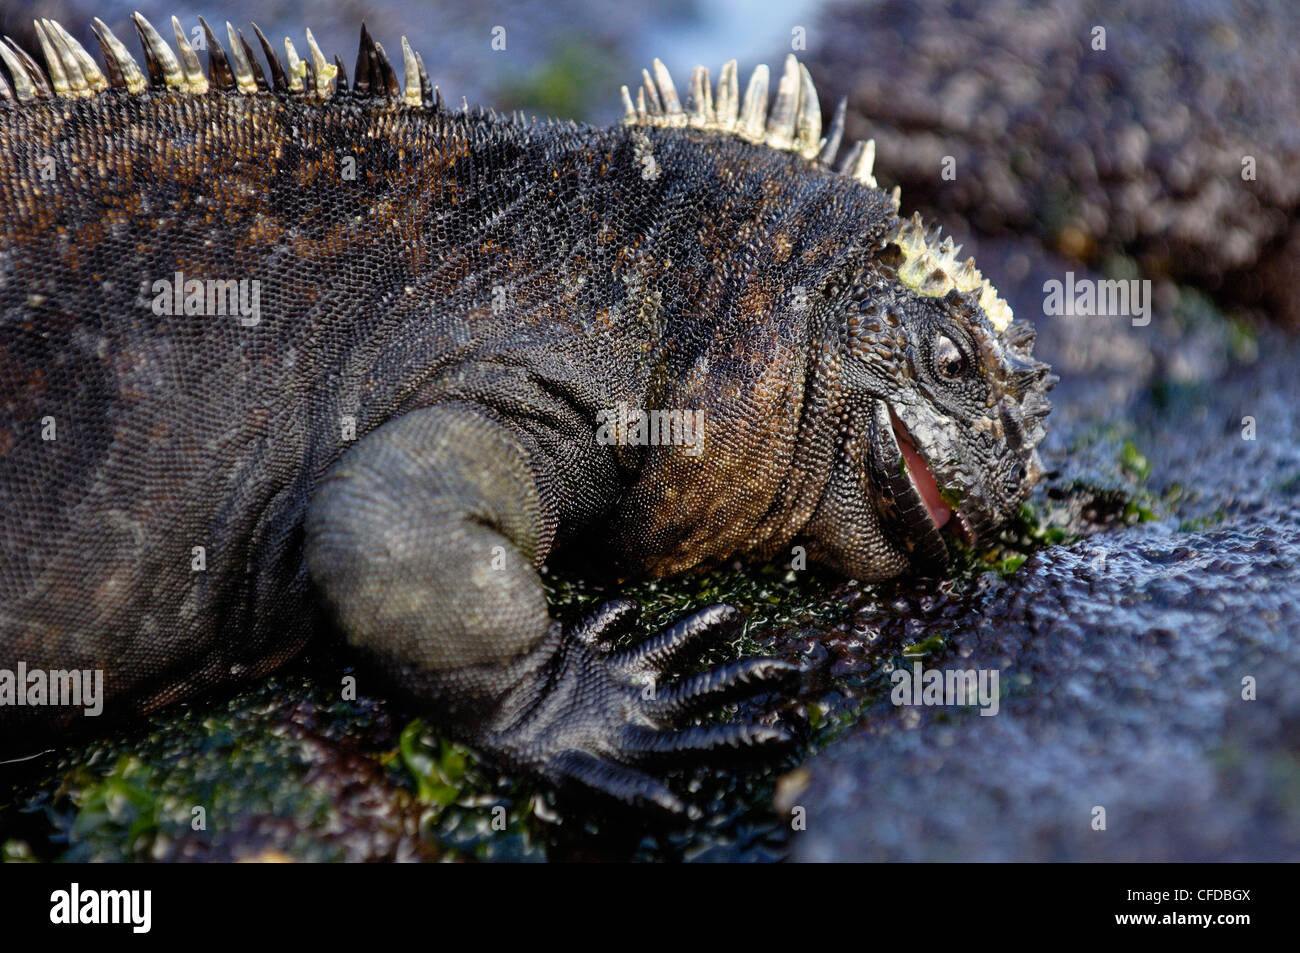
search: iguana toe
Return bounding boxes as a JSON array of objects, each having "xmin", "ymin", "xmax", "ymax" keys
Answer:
[{"xmin": 482, "ymin": 601, "xmax": 799, "ymax": 813}]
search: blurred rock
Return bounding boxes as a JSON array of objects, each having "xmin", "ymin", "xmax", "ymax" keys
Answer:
[{"xmin": 808, "ymin": 0, "xmax": 1300, "ymax": 324}]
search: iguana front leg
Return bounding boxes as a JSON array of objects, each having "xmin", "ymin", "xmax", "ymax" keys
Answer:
[{"xmin": 304, "ymin": 403, "xmax": 798, "ymax": 812}]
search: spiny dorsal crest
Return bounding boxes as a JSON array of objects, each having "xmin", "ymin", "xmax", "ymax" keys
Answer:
[
  {"xmin": 890, "ymin": 213, "xmax": 1014, "ymax": 332},
  {"xmin": 0, "ymin": 13, "xmax": 438, "ymax": 107},
  {"xmin": 624, "ymin": 54, "xmax": 1014, "ymax": 333},
  {"xmin": 0, "ymin": 17, "xmax": 1016, "ymax": 334},
  {"xmin": 623, "ymin": 54, "xmax": 892, "ymax": 192}
]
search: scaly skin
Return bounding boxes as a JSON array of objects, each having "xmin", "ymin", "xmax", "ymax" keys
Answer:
[{"xmin": 0, "ymin": 16, "xmax": 1052, "ymax": 811}]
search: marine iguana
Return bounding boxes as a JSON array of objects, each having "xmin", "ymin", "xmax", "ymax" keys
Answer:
[{"xmin": 0, "ymin": 14, "xmax": 1053, "ymax": 812}]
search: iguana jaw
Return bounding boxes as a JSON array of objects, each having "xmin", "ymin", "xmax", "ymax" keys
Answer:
[
  {"xmin": 864, "ymin": 401, "xmax": 949, "ymax": 573},
  {"xmin": 873, "ymin": 402, "xmax": 985, "ymax": 573},
  {"xmin": 890, "ymin": 408, "xmax": 954, "ymax": 533}
]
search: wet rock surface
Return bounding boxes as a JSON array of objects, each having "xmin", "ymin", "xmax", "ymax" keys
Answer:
[
  {"xmin": 1, "ymin": 668, "xmax": 440, "ymax": 862},
  {"xmin": 809, "ymin": 0, "xmax": 1300, "ymax": 324},
  {"xmin": 792, "ymin": 505, "xmax": 1300, "ymax": 861}
]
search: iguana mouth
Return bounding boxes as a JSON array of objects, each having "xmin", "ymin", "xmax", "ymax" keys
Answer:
[
  {"xmin": 889, "ymin": 409, "xmax": 952, "ymax": 532},
  {"xmin": 875, "ymin": 405, "xmax": 974, "ymax": 568}
]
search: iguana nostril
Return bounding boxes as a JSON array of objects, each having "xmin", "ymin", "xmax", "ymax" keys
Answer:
[{"xmin": 1000, "ymin": 401, "xmax": 1025, "ymax": 450}]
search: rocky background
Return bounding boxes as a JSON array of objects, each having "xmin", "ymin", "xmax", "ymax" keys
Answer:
[{"xmin": 809, "ymin": 0, "xmax": 1300, "ymax": 326}]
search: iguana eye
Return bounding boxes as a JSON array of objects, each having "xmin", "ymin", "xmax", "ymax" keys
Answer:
[{"xmin": 933, "ymin": 334, "xmax": 967, "ymax": 379}]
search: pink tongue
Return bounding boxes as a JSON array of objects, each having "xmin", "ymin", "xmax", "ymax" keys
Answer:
[{"xmin": 896, "ymin": 426, "xmax": 953, "ymax": 530}]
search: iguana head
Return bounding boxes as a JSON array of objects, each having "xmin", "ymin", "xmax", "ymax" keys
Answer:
[
  {"xmin": 806, "ymin": 228, "xmax": 1055, "ymax": 578},
  {"xmin": 625, "ymin": 54, "xmax": 1055, "ymax": 579}
]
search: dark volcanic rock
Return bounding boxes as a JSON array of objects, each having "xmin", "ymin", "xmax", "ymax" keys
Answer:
[
  {"xmin": 792, "ymin": 509, "xmax": 1300, "ymax": 862},
  {"xmin": 809, "ymin": 0, "xmax": 1300, "ymax": 324}
]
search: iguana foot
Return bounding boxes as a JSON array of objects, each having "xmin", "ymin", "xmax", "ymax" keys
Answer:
[{"xmin": 477, "ymin": 601, "xmax": 801, "ymax": 814}]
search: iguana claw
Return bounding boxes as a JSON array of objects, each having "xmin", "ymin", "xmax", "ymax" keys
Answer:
[{"xmin": 475, "ymin": 601, "xmax": 800, "ymax": 814}]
